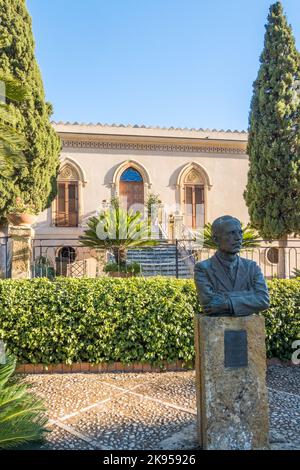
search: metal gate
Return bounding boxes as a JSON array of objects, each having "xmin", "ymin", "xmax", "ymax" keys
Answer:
[
  {"xmin": 0, "ymin": 237, "xmax": 10, "ymax": 279},
  {"xmin": 32, "ymin": 239, "xmax": 87, "ymax": 278}
]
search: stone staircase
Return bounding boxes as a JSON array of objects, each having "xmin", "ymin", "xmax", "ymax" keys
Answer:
[{"xmin": 127, "ymin": 242, "xmax": 194, "ymax": 278}]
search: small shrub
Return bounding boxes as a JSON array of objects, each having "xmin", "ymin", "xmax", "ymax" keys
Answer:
[{"xmin": 103, "ymin": 261, "xmax": 141, "ymax": 274}]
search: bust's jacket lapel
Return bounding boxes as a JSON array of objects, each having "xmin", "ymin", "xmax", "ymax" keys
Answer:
[
  {"xmin": 233, "ymin": 257, "xmax": 247, "ymax": 291},
  {"xmin": 210, "ymin": 254, "xmax": 233, "ymax": 291}
]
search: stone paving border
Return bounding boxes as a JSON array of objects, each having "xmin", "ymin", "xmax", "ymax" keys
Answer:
[
  {"xmin": 16, "ymin": 358, "xmax": 299, "ymax": 375},
  {"xmin": 16, "ymin": 361, "xmax": 191, "ymax": 374}
]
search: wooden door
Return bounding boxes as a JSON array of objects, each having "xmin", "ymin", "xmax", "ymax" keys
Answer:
[
  {"xmin": 119, "ymin": 181, "xmax": 144, "ymax": 211},
  {"xmin": 184, "ymin": 185, "xmax": 204, "ymax": 229},
  {"xmin": 56, "ymin": 182, "xmax": 78, "ymax": 226}
]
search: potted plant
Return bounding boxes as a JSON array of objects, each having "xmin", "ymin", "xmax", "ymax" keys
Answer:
[
  {"xmin": 145, "ymin": 193, "xmax": 162, "ymax": 237},
  {"xmin": 32, "ymin": 256, "xmax": 55, "ymax": 280},
  {"xmin": 7, "ymin": 197, "xmax": 38, "ymax": 226},
  {"xmin": 103, "ymin": 261, "xmax": 141, "ymax": 278}
]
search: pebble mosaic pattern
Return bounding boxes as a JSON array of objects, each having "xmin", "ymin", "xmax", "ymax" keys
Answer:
[{"xmin": 20, "ymin": 366, "xmax": 299, "ymax": 450}]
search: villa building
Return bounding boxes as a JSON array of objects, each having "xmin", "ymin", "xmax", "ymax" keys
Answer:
[
  {"xmin": 31, "ymin": 123, "xmax": 249, "ymax": 276},
  {"xmin": 37, "ymin": 122, "xmax": 249, "ymax": 235},
  {"xmin": 11, "ymin": 122, "xmax": 299, "ymax": 279}
]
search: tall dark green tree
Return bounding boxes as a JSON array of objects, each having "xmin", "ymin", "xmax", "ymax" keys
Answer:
[
  {"xmin": 244, "ymin": 2, "xmax": 300, "ymax": 246},
  {"xmin": 0, "ymin": 0, "xmax": 61, "ymax": 218}
]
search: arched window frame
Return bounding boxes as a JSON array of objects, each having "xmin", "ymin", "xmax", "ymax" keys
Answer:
[
  {"xmin": 176, "ymin": 162, "xmax": 212, "ymax": 227},
  {"xmin": 111, "ymin": 160, "xmax": 152, "ymax": 204},
  {"xmin": 51, "ymin": 158, "xmax": 87, "ymax": 227}
]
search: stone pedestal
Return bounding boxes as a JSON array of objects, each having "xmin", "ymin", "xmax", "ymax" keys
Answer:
[
  {"xmin": 194, "ymin": 314, "xmax": 269, "ymax": 450},
  {"xmin": 8, "ymin": 225, "xmax": 34, "ymax": 279}
]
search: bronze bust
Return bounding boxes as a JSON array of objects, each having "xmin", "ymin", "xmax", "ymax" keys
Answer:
[{"xmin": 194, "ymin": 216, "xmax": 269, "ymax": 316}]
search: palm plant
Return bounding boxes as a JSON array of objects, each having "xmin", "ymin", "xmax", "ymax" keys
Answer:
[
  {"xmin": 79, "ymin": 203, "xmax": 159, "ymax": 265},
  {"xmin": 0, "ymin": 39, "xmax": 27, "ymax": 177},
  {"xmin": 0, "ymin": 353, "xmax": 48, "ymax": 449},
  {"xmin": 202, "ymin": 222, "xmax": 261, "ymax": 249},
  {"xmin": 293, "ymin": 268, "xmax": 300, "ymax": 278},
  {"xmin": 0, "ymin": 77, "xmax": 27, "ymax": 177}
]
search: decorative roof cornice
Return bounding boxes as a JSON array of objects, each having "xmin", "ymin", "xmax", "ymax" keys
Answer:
[
  {"xmin": 52, "ymin": 122, "xmax": 248, "ymax": 155},
  {"xmin": 61, "ymin": 139, "xmax": 246, "ymax": 154}
]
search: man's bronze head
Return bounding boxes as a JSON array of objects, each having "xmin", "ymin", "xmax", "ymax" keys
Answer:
[{"xmin": 212, "ymin": 215, "xmax": 243, "ymax": 254}]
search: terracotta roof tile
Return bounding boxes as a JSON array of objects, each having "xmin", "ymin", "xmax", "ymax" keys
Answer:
[{"xmin": 51, "ymin": 120, "xmax": 247, "ymax": 134}]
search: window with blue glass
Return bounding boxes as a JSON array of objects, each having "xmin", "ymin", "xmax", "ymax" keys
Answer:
[{"xmin": 120, "ymin": 167, "xmax": 143, "ymax": 182}]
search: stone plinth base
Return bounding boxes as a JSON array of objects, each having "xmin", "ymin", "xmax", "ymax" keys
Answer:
[{"xmin": 194, "ymin": 314, "xmax": 269, "ymax": 450}]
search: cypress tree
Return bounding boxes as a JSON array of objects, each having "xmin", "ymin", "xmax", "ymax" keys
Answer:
[
  {"xmin": 244, "ymin": 2, "xmax": 300, "ymax": 243},
  {"xmin": 0, "ymin": 0, "xmax": 61, "ymax": 218}
]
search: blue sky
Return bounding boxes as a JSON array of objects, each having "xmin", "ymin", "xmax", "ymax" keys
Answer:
[{"xmin": 26, "ymin": 0, "xmax": 300, "ymax": 131}]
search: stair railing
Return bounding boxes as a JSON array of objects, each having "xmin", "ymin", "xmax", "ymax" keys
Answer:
[
  {"xmin": 175, "ymin": 224, "xmax": 206, "ymax": 276},
  {"xmin": 158, "ymin": 204, "xmax": 170, "ymax": 241},
  {"xmin": 158, "ymin": 222, "xmax": 168, "ymax": 241},
  {"xmin": 175, "ymin": 239, "xmax": 197, "ymax": 277}
]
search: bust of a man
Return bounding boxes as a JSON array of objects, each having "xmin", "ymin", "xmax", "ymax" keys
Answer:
[{"xmin": 194, "ymin": 215, "xmax": 269, "ymax": 317}]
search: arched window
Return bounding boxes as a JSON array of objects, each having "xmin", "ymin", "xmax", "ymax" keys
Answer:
[
  {"xmin": 56, "ymin": 246, "xmax": 76, "ymax": 277},
  {"xmin": 56, "ymin": 165, "xmax": 79, "ymax": 227},
  {"xmin": 120, "ymin": 168, "xmax": 143, "ymax": 182},
  {"xmin": 57, "ymin": 246, "xmax": 76, "ymax": 263},
  {"xmin": 184, "ymin": 169, "xmax": 205, "ymax": 229},
  {"xmin": 177, "ymin": 162, "xmax": 211, "ymax": 230},
  {"xmin": 119, "ymin": 167, "xmax": 144, "ymax": 211}
]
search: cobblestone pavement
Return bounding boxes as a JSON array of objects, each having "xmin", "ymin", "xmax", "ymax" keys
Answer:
[{"xmin": 20, "ymin": 365, "xmax": 300, "ymax": 450}]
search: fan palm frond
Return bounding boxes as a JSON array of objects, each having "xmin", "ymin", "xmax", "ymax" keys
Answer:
[
  {"xmin": 0, "ymin": 353, "xmax": 48, "ymax": 449},
  {"xmin": 202, "ymin": 222, "xmax": 261, "ymax": 249},
  {"xmin": 0, "ymin": 72, "xmax": 28, "ymax": 177},
  {"xmin": 79, "ymin": 205, "xmax": 158, "ymax": 264},
  {"xmin": 0, "ymin": 73, "xmax": 28, "ymax": 103},
  {"xmin": 293, "ymin": 268, "xmax": 300, "ymax": 278}
]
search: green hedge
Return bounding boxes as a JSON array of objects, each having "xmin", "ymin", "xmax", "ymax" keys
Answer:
[
  {"xmin": 264, "ymin": 278, "xmax": 300, "ymax": 360},
  {"xmin": 0, "ymin": 277, "xmax": 299, "ymax": 365}
]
